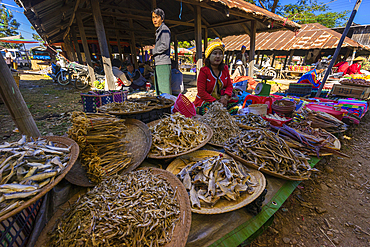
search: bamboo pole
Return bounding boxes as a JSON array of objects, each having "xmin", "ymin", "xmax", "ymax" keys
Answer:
[
  {"xmin": 248, "ymin": 20, "xmax": 256, "ymax": 77},
  {"xmin": 76, "ymin": 12, "xmax": 95, "ymax": 82},
  {"xmin": 91, "ymin": 0, "xmax": 115, "ymax": 90},
  {"xmin": 0, "ymin": 53, "xmax": 40, "ymax": 137}
]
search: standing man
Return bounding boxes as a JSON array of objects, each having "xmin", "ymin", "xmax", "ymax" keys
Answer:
[
  {"xmin": 4, "ymin": 49, "xmax": 12, "ymax": 69},
  {"xmin": 236, "ymin": 45, "xmax": 248, "ymax": 67},
  {"xmin": 152, "ymin": 8, "xmax": 171, "ymax": 95}
]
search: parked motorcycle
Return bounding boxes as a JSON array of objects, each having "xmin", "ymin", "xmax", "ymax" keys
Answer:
[{"xmin": 47, "ymin": 58, "xmax": 71, "ymax": 86}]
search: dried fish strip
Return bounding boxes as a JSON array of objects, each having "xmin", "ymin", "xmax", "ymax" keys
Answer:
[
  {"xmin": 49, "ymin": 170, "xmax": 180, "ymax": 247},
  {"xmin": 176, "ymin": 155, "xmax": 256, "ymax": 209},
  {"xmin": 149, "ymin": 112, "xmax": 208, "ymax": 156},
  {"xmin": 98, "ymin": 101, "xmax": 152, "ymax": 113},
  {"xmin": 233, "ymin": 114, "xmax": 269, "ymax": 128},
  {"xmin": 0, "ymin": 136, "xmax": 70, "ymax": 217},
  {"xmin": 68, "ymin": 112, "xmax": 131, "ymax": 183},
  {"xmin": 199, "ymin": 102, "xmax": 239, "ymax": 145},
  {"xmin": 224, "ymin": 129, "xmax": 315, "ymax": 179}
]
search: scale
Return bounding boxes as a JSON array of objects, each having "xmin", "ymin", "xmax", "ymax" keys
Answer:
[{"xmin": 254, "ymin": 75, "xmax": 273, "ymax": 96}]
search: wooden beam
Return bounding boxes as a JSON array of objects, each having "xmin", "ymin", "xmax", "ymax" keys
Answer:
[
  {"xmin": 271, "ymin": 53, "xmax": 276, "ymax": 67},
  {"xmin": 68, "ymin": 34, "xmax": 77, "ymax": 61},
  {"xmin": 91, "ymin": 0, "xmax": 115, "ymax": 89},
  {"xmin": 83, "ymin": 24, "xmax": 154, "ymax": 33},
  {"xmin": 204, "ymin": 28, "xmax": 208, "ymax": 52},
  {"xmin": 63, "ymin": 36, "xmax": 74, "ymax": 61},
  {"xmin": 209, "ymin": 19, "xmax": 252, "ymax": 29},
  {"xmin": 129, "ymin": 19, "xmax": 138, "ymax": 68},
  {"xmin": 248, "ymin": 20, "xmax": 256, "ymax": 77},
  {"xmin": 185, "ymin": 3, "xmax": 221, "ymax": 38},
  {"xmin": 71, "ymin": 26, "xmax": 83, "ymax": 63},
  {"xmin": 114, "ymin": 18, "xmax": 123, "ymax": 62},
  {"xmin": 287, "ymin": 50, "xmax": 294, "ymax": 67},
  {"xmin": 76, "ymin": 12, "xmax": 95, "ymax": 82},
  {"xmin": 0, "ymin": 53, "xmax": 41, "ymax": 137},
  {"xmin": 100, "ymin": 4, "xmax": 150, "ymax": 15},
  {"xmin": 63, "ymin": 0, "xmax": 81, "ymax": 40},
  {"xmin": 195, "ymin": 5, "xmax": 203, "ymax": 77},
  {"xmin": 79, "ymin": 9, "xmax": 206, "ymax": 28}
]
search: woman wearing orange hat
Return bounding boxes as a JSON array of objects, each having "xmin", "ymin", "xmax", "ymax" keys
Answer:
[{"xmin": 193, "ymin": 42, "xmax": 238, "ymax": 115}]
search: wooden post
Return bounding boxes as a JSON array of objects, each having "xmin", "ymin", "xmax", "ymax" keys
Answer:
[
  {"xmin": 68, "ymin": 35, "xmax": 77, "ymax": 62},
  {"xmin": 302, "ymin": 50, "xmax": 309, "ymax": 65},
  {"xmin": 141, "ymin": 46, "xmax": 144, "ymax": 62},
  {"xmin": 344, "ymin": 48, "xmax": 351, "ymax": 60},
  {"xmin": 76, "ymin": 12, "xmax": 95, "ymax": 83},
  {"xmin": 91, "ymin": 0, "xmax": 115, "ymax": 90},
  {"xmin": 174, "ymin": 35, "xmax": 178, "ymax": 68},
  {"xmin": 248, "ymin": 20, "xmax": 256, "ymax": 77},
  {"xmin": 129, "ymin": 19, "xmax": 138, "ymax": 68},
  {"xmin": 271, "ymin": 53, "xmax": 276, "ymax": 67},
  {"xmin": 116, "ymin": 30, "xmax": 123, "ymax": 61},
  {"xmin": 287, "ymin": 50, "xmax": 294, "ymax": 67},
  {"xmin": 63, "ymin": 37, "xmax": 73, "ymax": 61},
  {"xmin": 255, "ymin": 51, "xmax": 260, "ymax": 64},
  {"xmin": 105, "ymin": 28, "xmax": 113, "ymax": 60},
  {"xmin": 195, "ymin": 5, "xmax": 202, "ymax": 77},
  {"xmin": 0, "ymin": 53, "xmax": 40, "ymax": 137},
  {"xmin": 260, "ymin": 53, "xmax": 265, "ymax": 66},
  {"xmin": 283, "ymin": 53, "xmax": 288, "ymax": 70},
  {"xmin": 204, "ymin": 28, "xmax": 208, "ymax": 52},
  {"xmin": 71, "ymin": 27, "xmax": 83, "ymax": 63}
]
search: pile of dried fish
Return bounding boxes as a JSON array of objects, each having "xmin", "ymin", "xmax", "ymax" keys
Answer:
[
  {"xmin": 233, "ymin": 114, "xmax": 269, "ymax": 128},
  {"xmin": 0, "ymin": 136, "xmax": 70, "ymax": 217},
  {"xmin": 149, "ymin": 112, "xmax": 208, "ymax": 156},
  {"xmin": 177, "ymin": 155, "xmax": 256, "ymax": 209},
  {"xmin": 289, "ymin": 122, "xmax": 337, "ymax": 145},
  {"xmin": 68, "ymin": 112, "xmax": 131, "ymax": 183},
  {"xmin": 199, "ymin": 101, "xmax": 239, "ymax": 145},
  {"xmin": 224, "ymin": 129, "xmax": 315, "ymax": 179},
  {"xmin": 49, "ymin": 170, "xmax": 180, "ymax": 247},
  {"xmin": 98, "ymin": 101, "xmax": 152, "ymax": 113},
  {"xmin": 269, "ymin": 125, "xmax": 347, "ymax": 157}
]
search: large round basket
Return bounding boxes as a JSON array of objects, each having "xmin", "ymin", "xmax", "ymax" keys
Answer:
[
  {"xmin": 65, "ymin": 118, "xmax": 152, "ymax": 187},
  {"xmin": 224, "ymin": 148, "xmax": 311, "ymax": 181},
  {"xmin": 36, "ymin": 167, "xmax": 191, "ymax": 247},
  {"xmin": 0, "ymin": 136, "xmax": 79, "ymax": 222},
  {"xmin": 166, "ymin": 150, "xmax": 266, "ymax": 214},
  {"xmin": 147, "ymin": 119, "xmax": 213, "ymax": 159}
]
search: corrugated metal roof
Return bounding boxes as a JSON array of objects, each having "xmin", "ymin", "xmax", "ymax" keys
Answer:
[
  {"xmin": 222, "ymin": 23, "xmax": 368, "ymax": 52},
  {"xmin": 16, "ymin": 0, "xmax": 300, "ymax": 45}
]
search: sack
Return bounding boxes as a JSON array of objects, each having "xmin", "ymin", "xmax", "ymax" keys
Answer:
[{"xmin": 233, "ymin": 80, "xmax": 248, "ymax": 91}]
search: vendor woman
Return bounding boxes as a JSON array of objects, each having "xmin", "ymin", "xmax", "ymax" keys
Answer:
[{"xmin": 193, "ymin": 41, "xmax": 238, "ymax": 115}]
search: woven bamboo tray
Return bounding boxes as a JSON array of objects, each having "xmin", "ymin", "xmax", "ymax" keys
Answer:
[
  {"xmin": 36, "ymin": 167, "xmax": 191, "ymax": 247},
  {"xmin": 99, "ymin": 105, "xmax": 157, "ymax": 115},
  {"xmin": 0, "ymin": 136, "xmax": 79, "ymax": 222},
  {"xmin": 224, "ymin": 148, "xmax": 311, "ymax": 181},
  {"xmin": 147, "ymin": 119, "xmax": 213, "ymax": 159},
  {"xmin": 167, "ymin": 150, "xmax": 266, "ymax": 214},
  {"xmin": 237, "ymin": 123, "xmax": 266, "ymax": 130},
  {"xmin": 65, "ymin": 118, "xmax": 152, "ymax": 187}
]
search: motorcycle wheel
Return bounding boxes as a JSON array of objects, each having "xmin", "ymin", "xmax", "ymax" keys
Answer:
[
  {"xmin": 265, "ymin": 69, "xmax": 277, "ymax": 80},
  {"xmin": 57, "ymin": 71, "xmax": 70, "ymax": 86},
  {"xmin": 75, "ymin": 75, "xmax": 90, "ymax": 90}
]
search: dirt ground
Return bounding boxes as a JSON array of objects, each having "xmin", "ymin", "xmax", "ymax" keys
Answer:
[{"xmin": 1, "ymin": 75, "xmax": 369, "ymax": 246}]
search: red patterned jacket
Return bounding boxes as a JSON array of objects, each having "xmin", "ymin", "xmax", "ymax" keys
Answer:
[{"xmin": 193, "ymin": 65, "xmax": 233, "ymax": 107}]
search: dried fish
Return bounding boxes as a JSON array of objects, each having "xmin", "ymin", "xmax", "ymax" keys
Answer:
[
  {"xmin": 0, "ymin": 135, "xmax": 70, "ymax": 216},
  {"xmin": 149, "ymin": 112, "xmax": 208, "ymax": 156},
  {"xmin": 98, "ymin": 101, "xmax": 152, "ymax": 113},
  {"xmin": 224, "ymin": 129, "xmax": 315, "ymax": 179},
  {"xmin": 233, "ymin": 114, "xmax": 269, "ymax": 128},
  {"xmin": 176, "ymin": 155, "xmax": 256, "ymax": 209},
  {"xmin": 68, "ymin": 112, "xmax": 131, "ymax": 183},
  {"xmin": 199, "ymin": 101, "xmax": 240, "ymax": 146},
  {"xmin": 49, "ymin": 170, "xmax": 180, "ymax": 247}
]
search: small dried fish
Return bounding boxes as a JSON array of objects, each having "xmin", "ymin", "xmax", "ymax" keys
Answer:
[
  {"xmin": 149, "ymin": 112, "xmax": 208, "ymax": 156},
  {"xmin": 98, "ymin": 101, "xmax": 152, "ymax": 113},
  {"xmin": 49, "ymin": 170, "xmax": 180, "ymax": 247},
  {"xmin": 199, "ymin": 102, "xmax": 239, "ymax": 145},
  {"xmin": 233, "ymin": 114, "xmax": 269, "ymax": 128},
  {"xmin": 176, "ymin": 155, "xmax": 256, "ymax": 209}
]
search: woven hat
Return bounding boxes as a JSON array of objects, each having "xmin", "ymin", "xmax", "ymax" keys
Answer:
[
  {"xmin": 353, "ymin": 56, "xmax": 366, "ymax": 62},
  {"xmin": 236, "ymin": 60, "xmax": 243, "ymax": 65},
  {"xmin": 205, "ymin": 41, "xmax": 225, "ymax": 59}
]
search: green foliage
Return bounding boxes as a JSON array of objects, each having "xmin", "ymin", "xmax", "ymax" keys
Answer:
[
  {"xmin": 31, "ymin": 26, "xmax": 43, "ymax": 41},
  {"xmin": 0, "ymin": 5, "xmax": 21, "ymax": 48},
  {"xmin": 178, "ymin": 41, "xmax": 192, "ymax": 48},
  {"xmin": 282, "ymin": 0, "xmax": 349, "ymax": 28}
]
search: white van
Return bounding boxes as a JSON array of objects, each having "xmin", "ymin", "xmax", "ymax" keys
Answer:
[{"xmin": 1, "ymin": 49, "xmax": 31, "ymax": 68}]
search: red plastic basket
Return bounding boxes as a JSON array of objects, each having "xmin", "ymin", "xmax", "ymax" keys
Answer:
[{"xmin": 173, "ymin": 94, "xmax": 196, "ymax": 118}]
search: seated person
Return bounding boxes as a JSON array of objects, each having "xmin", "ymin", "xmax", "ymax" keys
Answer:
[
  {"xmin": 125, "ymin": 63, "xmax": 147, "ymax": 90},
  {"xmin": 297, "ymin": 65, "xmax": 326, "ymax": 89},
  {"xmin": 170, "ymin": 60, "xmax": 184, "ymax": 96},
  {"xmin": 231, "ymin": 60, "xmax": 247, "ymax": 80},
  {"xmin": 344, "ymin": 57, "xmax": 364, "ymax": 75},
  {"xmin": 144, "ymin": 61, "xmax": 154, "ymax": 78},
  {"xmin": 110, "ymin": 59, "xmax": 131, "ymax": 90},
  {"xmin": 193, "ymin": 41, "xmax": 239, "ymax": 115}
]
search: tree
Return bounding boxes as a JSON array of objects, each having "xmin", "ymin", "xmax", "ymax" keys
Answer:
[
  {"xmin": 282, "ymin": 0, "xmax": 349, "ymax": 28},
  {"xmin": 0, "ymin": 5, "xmax": 21, "ymax": 48},
  {"xmin": 31, "ymin": 26, "xmax": 43, "ymax": 42},
  {"xmin": 244, "ymin": 0, "xmax": 281, "ymax": 14}
]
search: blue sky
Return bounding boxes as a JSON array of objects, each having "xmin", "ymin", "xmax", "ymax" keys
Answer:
[{"xmin": 1, "ymin": 0, "xmax": 369, "ymax": 49}]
